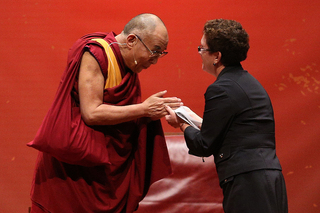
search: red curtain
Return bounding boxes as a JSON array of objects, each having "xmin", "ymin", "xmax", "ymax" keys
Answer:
[{"xmin": 0, "ymin": 0, "xmax": 319, "ymax": 212}]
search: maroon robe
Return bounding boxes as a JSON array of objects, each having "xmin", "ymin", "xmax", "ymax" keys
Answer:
[{"xmin": 28, "ymin": 32, "xmax": 172, "ymax": 213}]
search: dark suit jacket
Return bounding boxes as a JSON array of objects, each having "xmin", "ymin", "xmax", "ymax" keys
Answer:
[{"xmin": 184, "ymin": 65, "xmax": 282, "ymax": 183}]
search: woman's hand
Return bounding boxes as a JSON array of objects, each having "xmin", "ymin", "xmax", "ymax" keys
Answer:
[{"xmin": 164, "ymin": 105, "xmax": 184, "ymax": 128}]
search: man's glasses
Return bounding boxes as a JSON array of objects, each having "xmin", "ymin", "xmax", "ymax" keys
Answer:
[
  {"xmin": 135, "ymin": 34, "xmax": 168, "ymax": 58},
  {"xmin": 198, "ymin": 46, "xmax": 212, "ymax": 53}
]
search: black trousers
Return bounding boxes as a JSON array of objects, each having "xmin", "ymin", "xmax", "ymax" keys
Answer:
[{"xmin": 221, "ymin": 169, "xmax": 288, "ymax": 213}]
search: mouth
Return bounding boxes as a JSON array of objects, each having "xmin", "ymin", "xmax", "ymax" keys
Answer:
[{"xmin": 143, "ymin": 64, "xmax": 151, "ymax": 69}]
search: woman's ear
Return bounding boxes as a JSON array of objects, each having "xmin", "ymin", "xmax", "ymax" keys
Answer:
[
  {"xmin": 212, "ymin": 51, "xmax": 222, "ymax": 64},
  {"xmin": 217, "ymin": 51, "xmax": 222, "ymax": 61}
]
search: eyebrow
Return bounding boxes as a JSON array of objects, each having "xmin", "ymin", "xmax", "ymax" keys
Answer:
[{"xmin": 153, "ymin": 45, "xmax": 162, "ymax": 50}]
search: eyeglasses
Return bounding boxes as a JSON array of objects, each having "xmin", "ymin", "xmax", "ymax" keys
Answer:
[
  {"xmin": 198, "ymin": 46, "xmax": 211, "ymax": 53},
  {"xmin": 135, "ymin": 34, "xmax": 168, "ymax": 58}
]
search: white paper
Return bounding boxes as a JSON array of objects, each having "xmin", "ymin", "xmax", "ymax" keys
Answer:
[{"xmin": 174, "ymin": 106, "xmax": 202, "ymax": 130}]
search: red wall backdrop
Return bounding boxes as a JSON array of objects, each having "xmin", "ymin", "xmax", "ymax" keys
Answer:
[{"xmin": 1, "ymin": 0, "xmax": 319, "ymax": 212}]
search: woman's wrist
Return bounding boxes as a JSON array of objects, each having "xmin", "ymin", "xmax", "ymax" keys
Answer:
[{"xmin": 179, "ymin": 122, "xmax": 189, "ymax": 131}]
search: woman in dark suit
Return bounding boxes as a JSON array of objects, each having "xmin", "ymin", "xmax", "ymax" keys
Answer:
[{"xmin": 165, "ymin": 19, "xmax": 288, "ymax": 213}]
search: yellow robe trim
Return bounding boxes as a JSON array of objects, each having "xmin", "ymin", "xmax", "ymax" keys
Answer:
[{"xmin": 92, "ymin": 38, "xmax": 122, "ymax": 89}]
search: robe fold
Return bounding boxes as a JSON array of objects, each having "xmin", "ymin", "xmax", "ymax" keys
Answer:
[{"xmin": 28, "ymin": 32, "xmax": 172, "ymax": 213}]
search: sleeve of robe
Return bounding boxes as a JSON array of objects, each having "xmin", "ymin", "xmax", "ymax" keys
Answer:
[{"xmin": 27, "ymin": 34, "xmax": 114, "ymax": 166}]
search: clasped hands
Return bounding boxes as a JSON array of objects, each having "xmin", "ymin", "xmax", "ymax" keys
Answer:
[{"xmin": 142, "ymin": 90, "xmax": 183, "ymax": 123}]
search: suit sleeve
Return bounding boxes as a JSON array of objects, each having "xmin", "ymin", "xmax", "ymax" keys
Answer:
[{"xmin": 184, "ymin": 83, "xmax": 236, "ymax": 157}]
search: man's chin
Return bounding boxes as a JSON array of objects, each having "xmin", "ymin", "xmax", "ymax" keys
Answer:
[{"xmin": 133, "ymin": 67, "xmax": 143, "ymax": 74}]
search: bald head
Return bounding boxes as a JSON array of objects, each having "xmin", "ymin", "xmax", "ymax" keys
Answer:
[
  {"xmin": 123, "ymin": 13, "xmax": 166, "ymax": 37},
  {"xmin": 116, "ymin": 13, "xmax": 168, "ymax": 73}
]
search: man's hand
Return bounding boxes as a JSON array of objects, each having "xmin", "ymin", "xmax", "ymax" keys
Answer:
[{"xmin": 142, "ymin": 90, "xmax": 183, "ymax": 120}]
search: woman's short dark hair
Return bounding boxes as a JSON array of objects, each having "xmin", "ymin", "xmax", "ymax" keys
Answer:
[{"xmin": 204, "ymin": 19, "xmax": 250, "ymax": 66}]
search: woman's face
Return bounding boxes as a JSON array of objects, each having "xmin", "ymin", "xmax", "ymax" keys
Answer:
[{"xmin": 199, "ymin": 34, "xmax": 216, "ymax": 76}]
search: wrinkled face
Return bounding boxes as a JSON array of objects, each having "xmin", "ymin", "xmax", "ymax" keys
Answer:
[
  {"xmin": 199, "ymin": 34, "xmax": 216, "ymax": 75},
  {"xmin": 131, "ymin": 25, "xmax": 168, "ymax": 73}
]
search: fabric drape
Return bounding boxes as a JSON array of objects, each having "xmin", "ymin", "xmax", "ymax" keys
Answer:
[{"xmin": 28, "ymin": 32, "xmax": 172, "ymax": 213}]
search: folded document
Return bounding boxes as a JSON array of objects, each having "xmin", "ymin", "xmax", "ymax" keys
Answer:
[{"xmin": 174, "ymin": 106, "xmax": 202, "ymax": 130}]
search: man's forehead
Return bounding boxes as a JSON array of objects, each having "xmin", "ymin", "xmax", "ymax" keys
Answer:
[
  {"xmin": 147, "ymin": 33, "xmax": 168, "ymax": 50},
  {"xmin": 151, "ymin": 38, "xmax": 168, "ymax": 50}
]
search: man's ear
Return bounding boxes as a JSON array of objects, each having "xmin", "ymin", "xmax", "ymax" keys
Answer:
[{"xmin": 126, "ymin": 34, "xmax": 137, "ymax": 48}]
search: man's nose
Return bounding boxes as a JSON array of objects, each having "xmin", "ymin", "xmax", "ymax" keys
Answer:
[{"xmin": 150, "ymin": 57, "xmax": 159, "ymax": 64}]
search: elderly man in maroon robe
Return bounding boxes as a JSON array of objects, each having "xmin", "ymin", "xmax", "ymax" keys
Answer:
[{"xmin": 27, "ymin": 13, "xmax": 182, "ymax": 213}]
